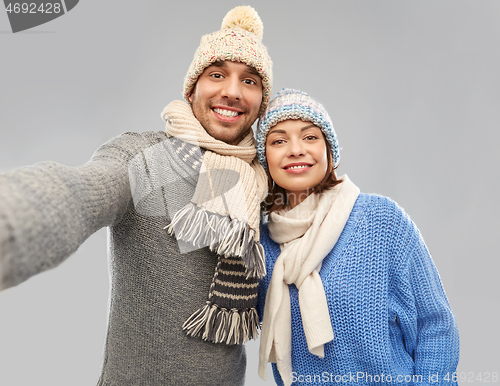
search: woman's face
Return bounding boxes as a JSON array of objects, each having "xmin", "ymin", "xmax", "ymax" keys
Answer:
[{"xmin": 266, "ymin": 119, "xmax": 328, "ymax": 208}]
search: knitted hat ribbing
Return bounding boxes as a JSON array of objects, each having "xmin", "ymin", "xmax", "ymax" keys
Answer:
[
  {"xmin": 183, "ymin": 6, "xmax": 273, "ymax": 114},
  {"xmin": 256, "ymin": 88, "xmax": 340, "ymax": 170}
]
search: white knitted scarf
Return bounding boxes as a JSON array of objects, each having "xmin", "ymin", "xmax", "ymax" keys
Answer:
[
  {"xmin": 160, "ymin": 100, "xmax": 268, "ymax": 345},
  {"xmin": 259, "ymin": 175, "xmax": 360, "ymax": 385},
  {"xmin": 162, "ymin": 100, "xmax": 268, "ymax": 277}
]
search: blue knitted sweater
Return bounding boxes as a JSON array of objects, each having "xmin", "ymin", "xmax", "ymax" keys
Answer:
[{"xmin": 257, "ymin": 193, "xmax": 459, "ymax": 386}]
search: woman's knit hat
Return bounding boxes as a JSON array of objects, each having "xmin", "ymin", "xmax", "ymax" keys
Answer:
[
  {"xmin": 256, "ymin": 88, "xmax": 340, "ymax": 170},
  {"xmin": 183, "ymin": 6, "xmax": 273, "ymax": 114}
]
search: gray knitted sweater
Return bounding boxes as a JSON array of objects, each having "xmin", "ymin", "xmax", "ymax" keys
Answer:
[{"xmin": 0, "ymin": 131, "xmax": 246, "ymax": 385}]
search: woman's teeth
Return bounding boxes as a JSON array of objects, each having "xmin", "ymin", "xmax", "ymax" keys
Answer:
[
  {"xmin": 213, "ymin": 108, "xmax": 239, "ymax": 118},
  {"xmin": 287, "ymin": 165, "xmax": 310, "ymax": 170}
]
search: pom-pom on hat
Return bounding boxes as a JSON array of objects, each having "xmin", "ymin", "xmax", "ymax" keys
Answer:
[
  {"xmin": 256, "ymin": 88, "xmax": 340, "ymax": 170},
  {"xmin": 183, "ymin": 6, "xmax": 273, "ymax": 114}
]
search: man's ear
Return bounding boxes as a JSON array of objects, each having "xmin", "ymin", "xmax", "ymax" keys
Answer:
[{"xmin": 188, "ymin": 90, "xmax": 194, "ymax": 103}]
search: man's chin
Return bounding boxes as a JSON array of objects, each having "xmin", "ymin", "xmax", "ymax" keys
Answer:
[
  {"xmin": 217, "ymin": 133, "xmax": 241, "ymax": 145},
  {"xmin": 205, "ymin": 124, "xmax": 250, "ymax": 144}
]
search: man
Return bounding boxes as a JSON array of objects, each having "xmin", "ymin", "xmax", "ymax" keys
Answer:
[{"xmin": 0, "ymin": 5, "xmax": 272, "ymax": 386}]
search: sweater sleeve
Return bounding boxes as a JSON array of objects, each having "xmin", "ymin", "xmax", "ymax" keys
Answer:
[
  {"xmin": 393, "ymin": 225, "xmax": 460, "ymax": 385},
  {"xmin": 0, "ymin": 132, "xmax": 153, "ymax": 290}
]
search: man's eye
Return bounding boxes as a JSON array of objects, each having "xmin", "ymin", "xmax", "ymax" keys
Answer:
[
  {"xmin": 244, "ymin": 79, "xmax": 256, "ymax": 85},
  {"xmin": 211, "ymin": 74, "xmax": 223, "ymax": 79}
]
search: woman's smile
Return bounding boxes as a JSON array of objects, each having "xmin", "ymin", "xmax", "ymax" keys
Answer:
[
  {"xmin": 283, "ymin": 162, "xmax": 314, "ymax": 173},
  {"xmin": 265, "ymin": 119, "xmax": 328, "ymax": 207}
]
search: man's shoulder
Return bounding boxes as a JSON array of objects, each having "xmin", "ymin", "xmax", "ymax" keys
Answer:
[
  {"xmin": 91, "ymin": 131, "xmax": 168, "ymax": 162},
  {"xmin": 109, "ymin": 131, "xmax": 168, "ymax": 151}
]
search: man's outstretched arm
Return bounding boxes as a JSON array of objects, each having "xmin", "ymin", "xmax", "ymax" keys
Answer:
[{"xmin": 0, "ymin": 132, "xmax": 151, "ymax": 290}]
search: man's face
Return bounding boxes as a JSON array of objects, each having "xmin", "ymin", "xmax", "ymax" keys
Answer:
[{"xmin": 189, "ymin": 61, "xmax": 263, "ymax": 145}]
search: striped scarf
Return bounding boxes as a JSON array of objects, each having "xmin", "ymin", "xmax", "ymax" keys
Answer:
[{"xmin": 161, "ymin": 100, "xmax": 268, "ymax": 344}]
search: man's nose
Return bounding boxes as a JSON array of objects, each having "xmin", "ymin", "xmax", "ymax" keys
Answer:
[{"xmin": 221, "ymin": 76, "xmax": 242, "ymax": 100}]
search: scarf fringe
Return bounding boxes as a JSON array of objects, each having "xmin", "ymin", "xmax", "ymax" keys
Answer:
[
  {"xmin": 166, "ymin": 202, "xmax": 266, "ymax": 279},
  {"xmin": 183, "ymin": 302, "xmax": 260, "ymax": 345}
]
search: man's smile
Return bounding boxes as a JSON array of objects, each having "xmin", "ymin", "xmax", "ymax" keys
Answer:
[{"xmin": 212, "ymin": 107, "xmax": 241, "ymax": 118}]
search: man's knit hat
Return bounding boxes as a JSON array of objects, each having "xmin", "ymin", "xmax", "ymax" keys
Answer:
[
  {"xmin": 256, "ymin": 88, "xmax": 340, "ymax": 170},
  {"xmin": 183, "ymin": 6, "xmax": 273, "ymax": 113}
]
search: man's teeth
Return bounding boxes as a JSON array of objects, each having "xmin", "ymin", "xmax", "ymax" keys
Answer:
[
  {"xmin": 214, "ymin": 108, "xmax": 239, "ymax": 118},
  {"xmin": 288, "ymin": 165, "xmax": 310, "ymax": 169}
]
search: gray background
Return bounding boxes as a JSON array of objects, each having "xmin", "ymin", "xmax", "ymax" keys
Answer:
[{"xmin": 1, "ymin": 1, "xmax": 499, "ymax": 385}]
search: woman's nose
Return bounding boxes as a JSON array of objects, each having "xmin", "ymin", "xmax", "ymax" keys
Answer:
[{"xmin": 287, "ymin": 139, "xmax": 305, "ymax": 157}]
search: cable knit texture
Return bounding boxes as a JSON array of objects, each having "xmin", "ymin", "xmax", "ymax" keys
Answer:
[
  {"xmin": 0, "ymin": 131, "xmax": 248, "ymax": 385},
  {"xmin": 257, "ymin": 193, "xmax": 460, "ymax": 386}
]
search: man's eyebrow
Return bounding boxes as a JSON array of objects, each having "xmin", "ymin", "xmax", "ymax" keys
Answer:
[
  {"xmin": 206, "ymin": 61, "xmax": 261, "ymax": 79},
  {"xmin": 210, "ymin": 61, "xmax": 225, "ymax": 68},
  {"xmin": 244, "ymin": 66, "xmax": 261, "ymax": 78}
]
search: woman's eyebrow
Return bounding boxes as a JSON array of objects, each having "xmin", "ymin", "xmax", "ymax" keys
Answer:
[
  {"xmin": 268, "ymin": 124, "xmax": 318, "ymax": 135},
  {"xmin": 300, "ymin": 124, "xmax": 317, "ymax": 131}
]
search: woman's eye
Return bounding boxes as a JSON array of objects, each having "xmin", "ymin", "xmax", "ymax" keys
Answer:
[
  {"xmin": 305, "ymin": 136, "xmax": 318, "ymax": 141},
  {"xmin": 271, "ymin": 139, "xmax": 285, "ymax": 145}
]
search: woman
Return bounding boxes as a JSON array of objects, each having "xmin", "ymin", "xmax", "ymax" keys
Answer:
[{"xmin": 256, "ymin": 89, "xmax": 459, "ymax": 386}]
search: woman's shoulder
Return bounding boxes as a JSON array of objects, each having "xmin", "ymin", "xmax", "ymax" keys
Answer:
[
  {"xmin": 356, "ymin": 192, "xmax": 398, "ymax": 208},
  {"xmin": 355, "ymin": 193, "xmax": 409, "ymax": 220},
  {"xmin": 260, "ymin": 193, "xmax": 411, "ymax": 232},
  {"xmin": 352, "ymin": 192, "xmax": 419, "ymax": 239}
]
